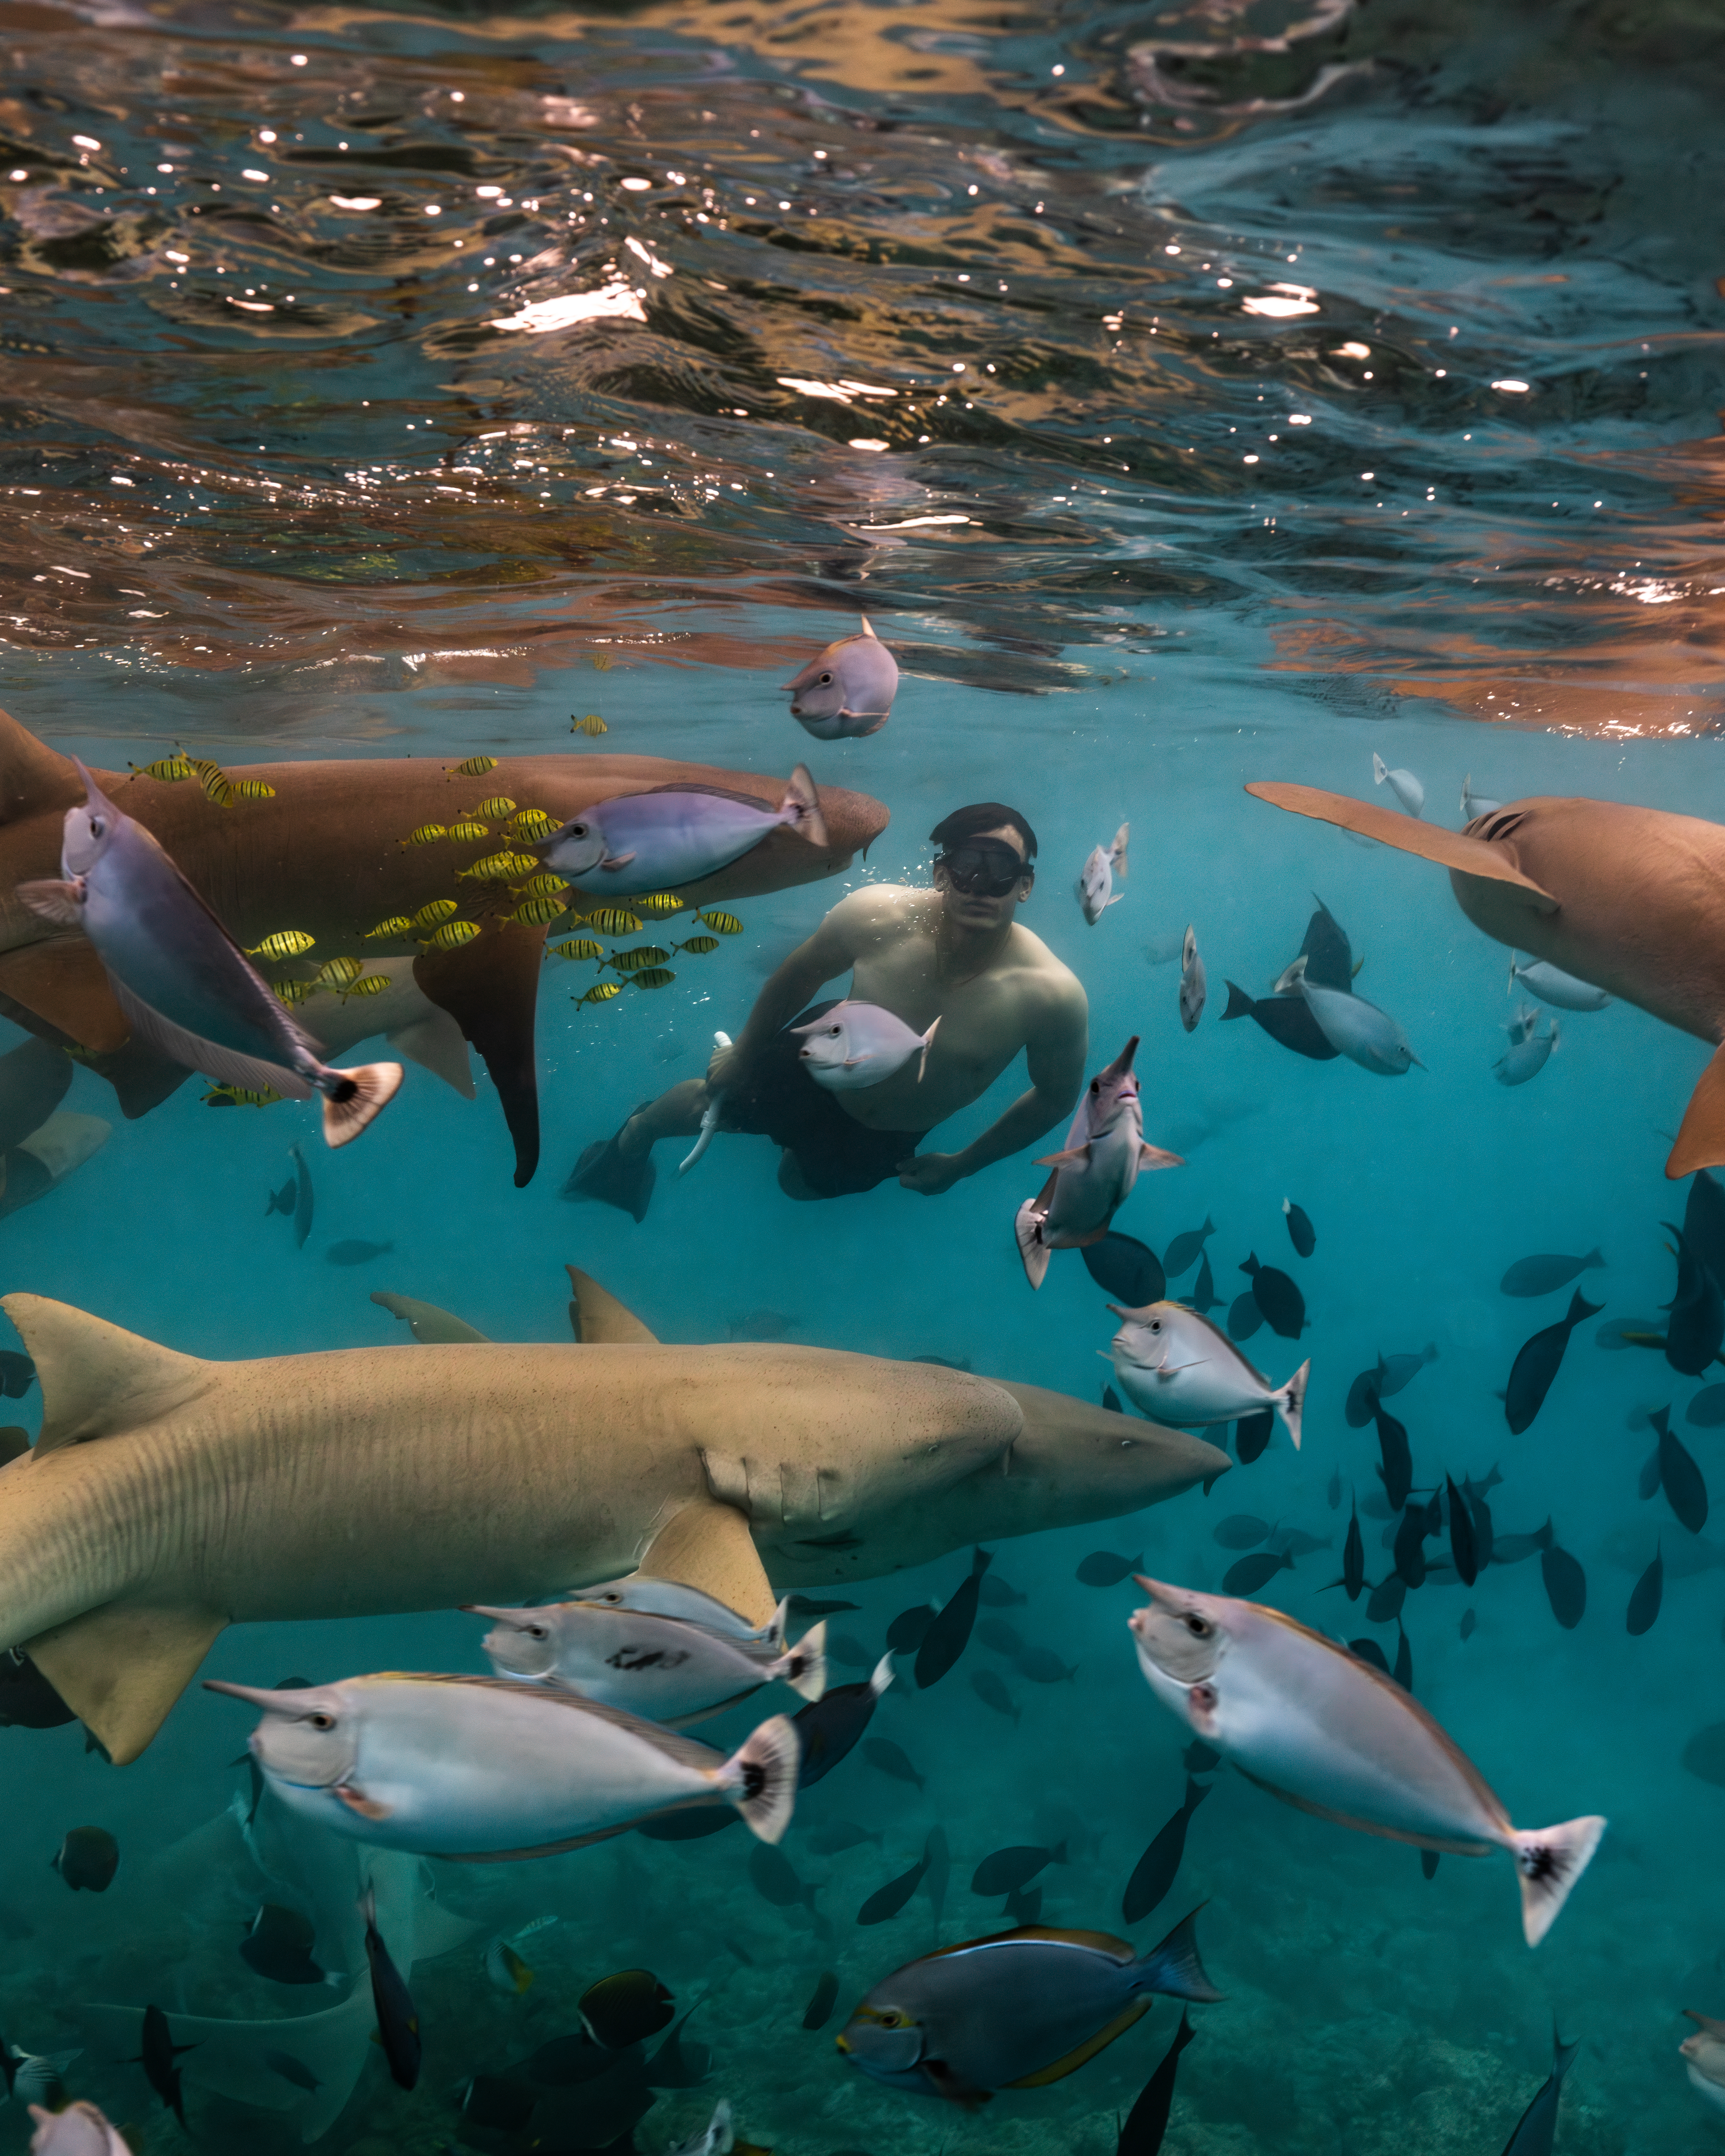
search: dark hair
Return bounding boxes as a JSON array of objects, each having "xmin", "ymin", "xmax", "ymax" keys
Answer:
[{"xmin": 928, "ymin": 802, "xmax": 1038, "ymax": 864}]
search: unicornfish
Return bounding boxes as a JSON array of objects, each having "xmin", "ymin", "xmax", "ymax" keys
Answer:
[
  {"xmin": 1128, "ymin": 1576, "xmax": 1606, "ymax": 1944},
  {"xmin": 536, "ymin": 767, "xmax": 827, "ymax": 897},
  {"xmin": 1245, "ymin": 778, "xmax": 1725, "ymax": 1175},
  {"xmin": 17, "ymin": 765, "xmax": 401, "ymax": 1146},
  {"xmin": 782, "ymin": 618, "xmax": 899, "ymax": 738},
  {"xmin": 1014, "ymin": 1036, "xmax": 1181, "ymax": 1289}
]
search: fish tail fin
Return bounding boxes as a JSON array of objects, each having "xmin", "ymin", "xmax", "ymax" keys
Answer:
[
  {"xmin": 782, "ymin": 764, "xmax": 829, "ymax": 851},
  {"xmin": 1510, "ymin": 1815, "xmax": 1606, "ymax": 1946},
  {"xmin": 1111, "ymin": 823, "xmax": 1129, "ymax": 878},
  {"xmin": 1537, "ymin": 1517, "xmax": 1554, "ymax": 1550},
  {"xmin": 1277, "ymin": 1361, "xmax": 1309, "ymax": 1451},
  {"xmin": 320, "ymin": 1063, "xmax": 403, "ymax": 1147},
  {"xmin": 1507, "ymin": 950, "xmax": 1519, "ymax": 992},
  {"xmin": 869, "ymin": 1652, "xmax": 895, "ymax": 1698},
  {"xmin": 1372, "ymin": 752, "xmax": 1388, "ymax": 785},
  {"xmin": 1551, "ymin": 2026, "xmax": 1581, "ymax": 2082},
  {"xmin": 775, "ymin": 1621, "xmax": 828, "ymax": 1704},
  {"xmin": 1014, "ymin": 1198, "xmax": 1051, "ymax": 1291},
  {"xmin": 1564, "ymin": 1289, "xmax": 1605, "ymax": 1326},
  {"xmin": 1220, "ymin": 981, "xmax": 1255, "ymax": 1022},
  {"xmin": 723, "ymin": 1715, "xmax": 800, "ymax": 1845},
  {"xmin": 1133, "ymin": 1905, "xmax": 1225, "ymax": 2003},
  {"xmin": 917, "ymin": 1015, "xmax": 940, "ymax": 1082}
]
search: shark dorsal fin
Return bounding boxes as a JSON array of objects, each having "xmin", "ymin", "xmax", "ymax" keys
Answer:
[
  {"xmin": 3, "ymin": 1294, "xmax": 211, "ymax": 1452},
  {"xmin": 565, "ymin": 1265, "xmax": 660, "ymax": 1345}
]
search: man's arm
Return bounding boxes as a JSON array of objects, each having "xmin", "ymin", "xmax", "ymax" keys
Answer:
[
  {"xmin": 898, "ymin": 976, "xmax": 1089, "ymax": 1196},
  {"xmin": 707, "ymin": 890, "xmax": 882, "ymax": 1087}
]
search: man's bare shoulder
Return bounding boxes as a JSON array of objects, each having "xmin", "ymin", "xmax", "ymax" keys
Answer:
[
  {"xmin": 1003, "ymin": 921, "xmax": 1087, "ymax": 1008},
  {"xmin": 821, "ymin": 882, "xmax": 933, "ymax": 943}
]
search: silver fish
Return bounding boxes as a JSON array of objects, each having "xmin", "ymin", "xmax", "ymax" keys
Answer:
[
  {"xmin": 782, "ymin": 617, "xmax": 899, "ymax": 738},
  {"xmin": 206, "ymin": 1672, "xmax": 800, "ymax": 1856},
  {"xmin": 678, "ymin": 1031, "xmax": 732, "ymax": 1176},
  {"xmin": 18, "ymin": 765, "xmax": 402, "ymax": 1146},
  {"xmin": 1681, "ymin": 2009, "xmax": 1725, "ymax": 2116},
  {"xmin": 1075, "ymin": 823, "xmax": 1128, "ymax": 926},
  {"xmin": 472, "ymin": 1600, "xmax": 828, "ymax": 1724},
  {"xmin": 1461, "ymin": 773, "xmax": 1501, "ymax": 823},
  {"xmin": 1179, "ymin": 925, "xmax": 1206, "ymax": 1032},
  {"xmin": 1372, "ymin": 752, "xmax": 1424, "ymax": 818},
  {"xmin": 666, "ymin": 2097, "xmax": 737, "ymax": 2154},
  {"xmin": 1107, "ymin": 1302, "xmax": 1306, "ymax": 1449},
  {"xmin": 1294, "ymin": 971, "xmax": 1422, "ymax": 1075},
  {"xmin": 1128, "ymin": 1577, "xmax": 1605, "ymax": 1945},
  {"xmin": 793, "ymin": 1002, "xmax": 938, "ymax": 1092},
  {"xmin": 1015, "ymin": 1036, "xmax": 1181, "ymax": 1290},
  {"xmin": 23, "ymin": 2101, "xmax": 128, "ymax": 2156},
  {"xmin": 1495, "ymin": 1011, "xmax": 1559, "ymax": 1087},
  {"xmin": 837, "ymin": 1910, "xmax": 1221, "ymax": 2106},
  {"xmin": 574, "ymin": 1575, "xmax": 782, "ymax": 1653},
  {"xmin": 537, "ymin": 767, "xmax": 827, "ymax": 895},
  {"xmin": 1508, "ymin": 952, "xmax": 1610, "ymax": 1011}
]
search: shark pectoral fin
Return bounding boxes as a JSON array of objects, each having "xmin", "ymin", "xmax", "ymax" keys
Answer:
[
  {"xmin": 369, "ymin": 1290, "xmax": 490, "ymax": 1344},
  {"xmin": 27, "ymin": 1602, "xmax": 228, "ymax": 1765},
  {"xmin": 640, "ymin": 1493, "xmax": 775, "ymax": 1629},
  {"xmin": 413, "ymin": 923, "xmax": 542, "ymax": 1188},
  {"xmin": 3, "ymin": 1293, "xmax": 209, "ymax": 1450},
  {"xmin": 1245, "ymin": 783, "xmax": 1558, "ymax": 908},
  {"xmin": 565, "ymin": 1265, "xmax": 660, "ymax": 1344},
  {"xmin": 0, "ymin": 939, "xmax": 132, "ymax": 1053},
  {"xmin": 385, "ymin": 1010, "xmax": 476, "ymax": 1100},
  {"xmin": 1668, "ymin": 1043, "xmax": 1725, "ymax": 1179}
]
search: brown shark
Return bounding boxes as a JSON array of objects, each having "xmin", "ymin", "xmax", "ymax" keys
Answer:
[
  {"xmin": 0, "ymin": 708, "xmax": 888, "ymax": 1184},
  {"xmin": 1246, "ymin": 781, "xmax": 1725, "ymax": 1178}
]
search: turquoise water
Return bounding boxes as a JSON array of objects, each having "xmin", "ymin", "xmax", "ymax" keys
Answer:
[{"xmin": 4, "ymin": 0, "xmax": 1725, "ymax": 2151}]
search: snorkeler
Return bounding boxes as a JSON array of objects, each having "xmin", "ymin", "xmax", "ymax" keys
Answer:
[{"xmin": 566, "ymin": 803, "xmax": 1089, "ymax": 1213}]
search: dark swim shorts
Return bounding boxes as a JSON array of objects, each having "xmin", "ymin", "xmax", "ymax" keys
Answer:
[{"xmin": 719, "ymin": 1002, "xmax": 928, "ymax": 1198}]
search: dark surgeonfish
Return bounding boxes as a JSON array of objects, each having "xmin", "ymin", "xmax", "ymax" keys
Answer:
[
  {"xmin": 748, "ymin": 1842, "xmax": 806, "ymax": 1911},
  {"xmin": 1234, "ymin": 1409, "xmax": 1274, "ymax": 1465},
  {"xmin": 1689, "ymin": 1385, "xmax": 1725, "ymax": 1427},
  {"xmin": 1185, "ymin": 1252, "xmax": 1222, "ymax": 1315},
  {"xmin": 1163, "ymin": 1217, "xmax": 1216, "ymax": 1280},
  {"xmin": 1341, "ymin": 1502, "xmax": 1366, "ymax": 1601},
  {"xmin": 970, "ymin": 1843, "xmax": 1065, "ymax": 1898},
  {"xmin": 1182, "ymin": 1740, "xmax": 1221, "ymax": 1776},
  {"xmin": 1493, "ymin": 1522, "xmax": 1554, "ymax": 1565},
  {"xmin": 1393, "ymin": 1505, "xmax": 1429, "ymax": 1590},
  {"xmin": 1212, "ymin": 1516, "xmax": 1271, "ymax": 1551},
  {"xmin": 1004, "ymin": 1883, "xmax": 1042, "ymax": 1925},
  {"xmin": 1664, "ymin": 1220, "xmax": 1725, "ymax": 1376},
  {"xmin": 1013, "ymin": 1644, "xmax": 1078, "ymax": 1685},
  {"xmin": 0, "ymin": 1354, "xmax": 34, "ymax": 1400},
  {"xmin": 1222, "ymin": 1550, "xmax": 1292, "ymax": 1596},
  {"xmin": 794, "ymin": 1655, "xmax": 894, "ymax": 1789},
  {"xmin": 1282, "ymin": 1200, "xmax": 1316, "ymax": 1258},
  {"xmin": 1117, "ymin": 2009, "xmax": 1196, "ymax": 2156},
  {"xmin": 1627, "ymin": 1545, "xmax": 1663, "ymax": 1635},
  {"xmin": 1123, "ymin": 1778, "xmax": 1209, "ymax": 1924},
  {"xmin": 1239, "ymin": 1254, "xmax": 1304, "ymax": 1339},
  {"xmin": 1082, "ymin": 1233, "xmax": 1167, "ymax": 1308},
  {"xmin": 837, "ymin": 1909, "xmax": 1222, "ymax": 2105},
  {"xmin": 1499, "ymin": 2029, "xmax": 1579, "ymax": 2156},
  {"xmin": 1447, "ymin": 1476, "xmax": 1479, "ymax": 1587},
  {"xmin": 862, "ymin": 1737, "xmax": 925, "ymax": 1791},
  {"xmin": 581, "ymin": 1969, "xmax": 676, "ymax": 2050},
  {"xmin": 288, "ymin": 1143, "xmax": 313, "ymax": 1250},
  {"xmin": 977, "ymin": 1618, "xmax": 1026, "ymax": 1658},
  {"xmin": 1227, "ymin": 1291, "xmax": 1263, "ymax": 1342},
  {"xmin": 1219, "ymin": 898, "xmax": 1356, "ymax": 1062},
  {"xmin": 1654, "ymin": 1406, "xmax": 1709, "ymax": 1533},
  {"xmin": 265, "ymin": 1172, "xmax": 296, "ymax": 1223},
  {"xmin": 135, "ymin": 2004, "xmax": 195, "ymax": 2125},
  {"xmin": 977, "ymin": 1572, "xmax": 1027, "ymax": 1607},
  {"xmin": 1375, "ymin": 1406, "xmax": 1413, "ymax": 1511},
  {"xmin": 1366, "ymin": 1573, "xmax": 1406, "ymax": 1623},
  {"xmin": 1077, "ymin": 1549, "xmax": 1144, "ymax": 1585},
  {"xmin": 326, "ymin": 1239, "xmax": 393, "ymax": 1267},
  {"xmin": 1349, "ymin": 1637, "xmax": 1390, "ymax": 1675},
  {"xmin": 1505, "ymin": 1289, "xmax": 1603, "ymax": 1434},
  {"xmin": 922, "ymin": 1826, "xmax": 950, "ymax": 1935},
  {"xmin": 362, "ymin": 1887, "xmax": 421, "ymax": 2090},
  {"xmin": 886, "ymin": 1604, "xmax": 936, "ymax": 1655},
  {"xmin": 1460, "ymin": 1608, "xmax": 1477, "ymax": 1641},
  {"xmin": 915, "ymin": 1549, "xmax": 991, "ymax": 1689},
  {"xmin": 807, "ymin": 1821, "xmax": 882, "ymax": 1855},
  {"xmin": 239, "ymin": 1903, "xmax": 325, "ymax": 1986},
  {"xmin": 1220, "ymin": 978, "xmax": 1338, "ymax": 1060},
  {"xmin": 1499, "ymin": 1251, "xmax": 1604, "ymax": 1297},
  {"xmin": 52, "ymin": 1827, "xmax": 117, "ymax": 1893},
  {"xmin": 0, "ymin": 1036, "xmax": 70, "ymax": 1153},
  {"xmin": 969, "ymin": 1669, "xmax": 1020, "ymax": 1724},
  {"xmin": 803, "ymin": 1972, "xmax": 839, "ymax": 2030},
  {"xmin": 857, "ymin": 1851, "xmax": 929, "ymax": 1926},
  {"xmin": 1392, "ymin": 1624, "xmax": 1413, "ymax": 1693},
  {"xmin": 1686, "ymin": 1167, "xmax": 1725, "ymax": 1283},
  {"xmin": 1541, "ymin": 1541, "xmax": 1587, "ymax": 1629},
  {"xmin": 1683, "ymin": 1723, "xmax": 1725, "ymax": 1786}
]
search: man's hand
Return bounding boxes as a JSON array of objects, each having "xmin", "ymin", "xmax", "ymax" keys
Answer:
[{"xmin": 898, "ymin": 1150, "xmax": 964, "ymax": 1196}]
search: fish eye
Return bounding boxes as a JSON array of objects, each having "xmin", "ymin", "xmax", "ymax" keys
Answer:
[
  {"xmin": 1182, "ymin": 1615, "xmax": 1212, "ymax": 1638},
  {"xmin": 527, "ymin": 1624, "xmax": 549, "ymax": 1640},
  {"xmin": 818, "ymin": 671, "xmax": 833, "ymax": 685},
  {"xmin": 89, "ymin": 816, "xmax": 104, "ymax": 837},
  {"xmin": 1089, "ymin": 1079, "xmax": 1100, "ymax": 1094},
  {"xmin": 308, "ymin": 1712, "xmax": 336, "ymax": 1729},
  {"xmin": 569, "ymin": 822, "xmax": 588, "ymax": 837},
  {"xmin": 826, "ymin": 1025, "xmax": 842, "ymax": 1036},
  {"xmin": 1149, "ymin": 1320, "xmax": 1161, "ymax": 1333}
]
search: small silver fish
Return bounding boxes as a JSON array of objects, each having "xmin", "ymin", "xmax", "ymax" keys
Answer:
[
  {"xmin": 1178, "ymin": 925, "xmax": 1206, "ymax": 1032},
  {"xmin": 1107, "ymin": 1302, "xmax": 1306, "ymax": 1449},
  {"xmin": 1294, "ymin": 972, "xmax": 1422, "ymax": 1075},
  {"xmin": 1508, "ymin": 953, "xmax": 1609, "ymax": 1012},
  {"xmin": 1495, "ymin": 1012, "xmax": 1559, "ymax": 1087},
  {"xmin": 1372, "ymin": 752, "xmax": 1424, "ymax": 817},
  {"xmin": 537, "ymin": 769, "xmax": 826, "ymax": 895},
  {"xmin": 782, "ymin": 618, "xmax": 898, "ymax": 738},
  {"xmin": 1075, "ymin": 823, "xmax": 1128, "ymax": 926},
  {"xmin": 1129, "ymin": 1577, "xmax": 1605, "ymax": 1945},
  {"xmin": 1015, "ymin": 1036, "xmax": 1181, "ymax": 1289},
  {"xmin": 792, "ymin": 1002, "xmax": 938, "ymax": 1092}
]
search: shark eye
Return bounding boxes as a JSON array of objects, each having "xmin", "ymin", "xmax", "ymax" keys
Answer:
[
  {"xmin": 308, "ymin": 1712, "xmax": 336, "ymax": 1730},
  {"xmin": 1183, "ymin": 1614, "xmax": 1212, "ymax": 1639}
]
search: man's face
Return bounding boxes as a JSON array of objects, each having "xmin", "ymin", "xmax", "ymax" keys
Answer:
[{"xmin": 932, "ymin": 825, "xmax": 1033, "ymax": 931}]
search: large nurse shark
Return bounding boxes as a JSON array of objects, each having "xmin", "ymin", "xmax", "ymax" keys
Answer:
[
  {"xmin": 0, "ymin": 708, "xmax": 887, "ymax": 1183},
  {"xmin": 0, "ymin": 1275, "xmax": 1225, "ymax": 1765},
  {"xmin": 1247, "ymin": 779, "xmax": 1725, "ymax": 1178}
]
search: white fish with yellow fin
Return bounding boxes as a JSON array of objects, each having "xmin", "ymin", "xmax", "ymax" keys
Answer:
[{"xmin": 1128, "ymin": 1577, "xmax": 1605, "ymax": 1945}]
